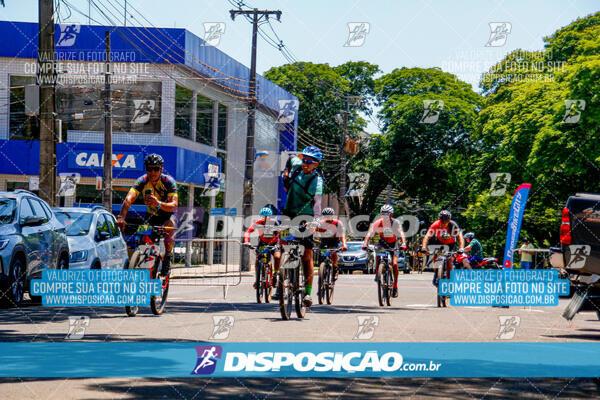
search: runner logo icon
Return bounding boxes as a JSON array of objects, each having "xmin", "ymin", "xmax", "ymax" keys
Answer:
[{"xmin": 191, "ymin": 345, "xmax": 223, "ymax": 375}]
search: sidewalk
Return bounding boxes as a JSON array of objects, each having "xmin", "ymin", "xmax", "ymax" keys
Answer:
[{"xmin": 170, "ymin": 263, "xmax": 253, "ymax": 279}]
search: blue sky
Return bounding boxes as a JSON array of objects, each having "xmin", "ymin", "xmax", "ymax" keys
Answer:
[{"xmin": 2, "ymin": 0, "xmax": 598, "ymax": 132}]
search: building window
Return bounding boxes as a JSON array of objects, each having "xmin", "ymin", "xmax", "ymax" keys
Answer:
[
  {"xmin": 174, "ymin": 85, "xmax": 193, "ymax": 139},
  {"xmin": 57, "ymin": 81, "xmax": 162, "ymax": 134},
  {"xmin": 196, "ymin": 95, "xmax": 213, "ymax": 145},
  {"xmin": 217, "ymin": 103, "xmax": 228, "ymax": 150},
  {"xmin": 9, "ymin": 76, "xmax": 39, "ymax": 140}
]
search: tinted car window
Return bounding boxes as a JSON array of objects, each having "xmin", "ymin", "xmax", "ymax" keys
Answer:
[
  {"xmin": 29, "ymin": 199, "xmax": 49, "ymax": 223},
  {"xmin": 19, "ymin": 198, "xmax": 34, "ymax": 223},
  {"xmin": 40, "ymin": 201, "xmax": 53, "ymax": 221},
  {"xmin": 55, "ymin": 211, "xmax": 94, "ymax": 236},
  {"xmin": 0, "ymin": 199, "xmax": 17, "ymax": 225},
  {"xmin": 105, "ymin": 214, "xmax": 120, "ymax": 237},
  {"xmin": 95, "ymin": 214, "xmax": 110, "ymax": 240}
]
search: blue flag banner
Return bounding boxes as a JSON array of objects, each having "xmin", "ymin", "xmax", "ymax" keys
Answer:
[
  {"xmin": 503, "ymin": 183, "xmax": 531, "ymax": 269},
  {"xmin": 0, "ymin": 342, "xmax": 599, "ymax": 377}
]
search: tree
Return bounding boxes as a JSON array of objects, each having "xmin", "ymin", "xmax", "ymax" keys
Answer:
[
  {"xmin": 263, "ymin": 61, "xmax": 380, "ymax": 194},
  {"xmin": 465, "ymin": 11, "xmax": 600, "ymax": 255},
  {"xmin": 357, "ymin": 68, "xmax": 482, "ymax": 218}
]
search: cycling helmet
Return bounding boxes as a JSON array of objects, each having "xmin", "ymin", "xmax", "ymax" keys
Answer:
[
  {"xmin": 464, "ymin": 232, "xmax": 475, "ymax": 240},
  {"xmin": 438, "ymin": 210, "xmax": 451, "ymax": 221},
  {"xmin": 144, "ymin": 153, "xmax": 164, "ymax": 167},
  {"xmin": 301, "ymin": 145, "xmax": 323, "ymax": 161},
  {"xmin": 380, "ymin": 204, "xmax": 394, "ymax": 215},
  {"xmin": 264, "ymin": 203, "xmax": 278, "ymax": 215},
  {"xmin": 259, "ymin": 207, "xmax": 273, "ymax": 217},
  {"xmin": 322, "ymin": 207, "xmax": 335, "ymax": 216}
]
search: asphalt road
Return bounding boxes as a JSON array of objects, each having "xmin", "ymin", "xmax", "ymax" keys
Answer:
[
  {"xmin": 0, "ymin": 271, "xmax": 598, "ymax": 342},
  {"xmin": 1, "ymin": 272, "xmax": 599, "ymax": 399}
]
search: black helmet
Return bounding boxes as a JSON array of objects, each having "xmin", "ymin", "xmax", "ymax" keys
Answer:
[
  {"xmin": 144, "ymin": 153, "xmax": 164, "ymax": 167},
  {"xmin": 438, "ymin": 210, "xmax": 451, "ymax": 221},
  {"xmin": 322, "ymin": 207, "xmax": 335, "ymax": 216}
]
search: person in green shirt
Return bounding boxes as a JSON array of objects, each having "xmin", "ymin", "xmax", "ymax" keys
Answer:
[
  {"xmin": 518, "ymin": 238, "xmax": 535, "ymax": 269},
  {"xmin": 462, "ymin": 232, "xmax": 484, "ymax": 269},
  {"xmin": 282, "ymin": 146, "xmax": 324, "ymax": 307}
]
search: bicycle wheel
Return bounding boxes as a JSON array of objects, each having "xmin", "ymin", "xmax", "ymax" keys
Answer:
[
  {"xmin": 326, "ymin": 263, "xmax": 335, "ymax": 305},
  {"xmin": 279, "ymin": 255, "xmax": 293, "ymax": 320},
  {"xmin": 377, "ymin": 262, "xmax": 385, "ymax": 307},
  {"xmin": 435, "ymin": 265, "xmax": 443, "ymax": 308},
  {"xmin": 442, "ymin": 269, "xmax": 450, "ymax": 308},
  {"xmin": 255, "ymin": 259, "xmax": 263, "ymax": 304},
  {"xmin": 318, "ymin": 262, "xmax": 326, "ymax": 305},
  {"xmin": 150, "ymin": 257, "xmax": 170, "ymax": 315},
  {"xmin": 295, "ymin": 265, "xmax": 306, "ymax": 318},
  {"xmin": 264, "ymin": 259, "xmax": 273, "ymax": 304},
  {"xmin": 384, "ymin": 267, "xmax": 392, "ymax": 306},
  {"xmin": 125, "ymin": 250, "xmax": 143, "ymax": 317}
]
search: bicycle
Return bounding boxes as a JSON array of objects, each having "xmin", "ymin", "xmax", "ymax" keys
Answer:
[
  {"xmin": 430, "ymin": 249, "xmax": 461, "ymax": 308},
  {"xmin": 372, "ymin": 245, "xmax": 395, "ymax": 307},
  {"xmin": 277, "ymin": 225, "xmax": 307, "ymax": 320},
  {"xmin": 125, "ymin": 224, "xmax": 170, "ymax": 316},
  {"xmin": 247, "ymin": 244, "xmax": 278, "ymax": 304},
  {"xmin": 317, "ymin": 247, "xmax": 340, "ymax": 305}
]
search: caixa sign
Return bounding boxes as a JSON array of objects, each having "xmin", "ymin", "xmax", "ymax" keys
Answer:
[{"xmin": 68, "ymin": 151, "xmax": 143, "ymax": 171}]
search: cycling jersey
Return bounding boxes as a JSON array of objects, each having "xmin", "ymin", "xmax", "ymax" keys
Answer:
[
  {"xmin": 427, "ymin": 219, "xmax": 460, "ymax": 245},
  {"xmin": 371, "ymin": 217, "xmax": 402, "ymax": 244},
  {"xmin": 314, "ymin": 218, "xmax": 345, "ymax": 239},
  {"xmin": 130, "ymin": 174, "xmax": 178, "ymax": 217},
  {"xmin": 244, "ymin": 217, "xmax": 280, "ymax": 245},
  {"xmin": 283, "ymin": 156, "xmax": 324, "ymax": 217}
]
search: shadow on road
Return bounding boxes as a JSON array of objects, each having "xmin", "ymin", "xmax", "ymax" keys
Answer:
[{"xmin": 0, "ymin": 377, "xmax": 598, "ymax": 399}]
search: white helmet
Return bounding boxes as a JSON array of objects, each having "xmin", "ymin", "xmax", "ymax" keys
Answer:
[{"xmin": 380, "ymin": 204, "xmax": 394, "ymax": 215}]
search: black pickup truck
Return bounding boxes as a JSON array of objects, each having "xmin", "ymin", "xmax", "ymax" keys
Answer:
[{"xmin": 549, "ymin": 193, "xmax": 600, "ymax": 320}]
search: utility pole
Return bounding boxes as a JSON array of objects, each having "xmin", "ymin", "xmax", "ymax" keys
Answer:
[
  {"xmin": 102, "ymin": 31, "xmax": 113, "ymax": 210},
  {"xmin": 230, "ymin": 8, "xmax": 281, "ymax": 271},
  {"xmin": 339, "ymin": 98, "xmax": 349, "ymax": 218},
  {"xmin": 38, "ymin": 0, "xmax": 57, "ymax": 206}
]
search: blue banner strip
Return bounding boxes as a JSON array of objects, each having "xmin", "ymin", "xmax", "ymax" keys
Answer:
[{"xmin": 0, "ymin": 342, "xmax": 599, "ymax": 377}]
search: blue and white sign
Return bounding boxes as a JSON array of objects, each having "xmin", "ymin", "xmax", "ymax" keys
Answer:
[
  {"xmin": 502, "ymin": 183, "xmax": 531, "ymax": 269},
  {"xmin": 0, "ymin": 342, "xmax": 599, "ymax": 377},
  {"xmin": 68, "ymin": 150, "xmax": 143, "ymax": 171}
]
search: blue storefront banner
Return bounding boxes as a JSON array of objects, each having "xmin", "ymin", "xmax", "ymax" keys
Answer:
[
  {"xmin": 502, "ymin": 183, "xmax": 531, "ymax": 269},
  {"xmin": 0, "ymin": 342, "xmax": 599, "ymax": 377},
  {"xmin": 0, "ymin": 140, "xmax": 220, "ymax": 187}
]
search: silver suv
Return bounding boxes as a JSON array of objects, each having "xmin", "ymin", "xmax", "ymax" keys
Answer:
[
  {"xmin": 0, "ymin": 190, "xmax": 70, "ymax": 306},
  {"xmin": 54, "ymin": 206, "xmax": 129, "ymax": 270}
]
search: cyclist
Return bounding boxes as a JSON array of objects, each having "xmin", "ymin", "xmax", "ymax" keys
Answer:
[
  {"xmin": 243, "ymin": 206, "xmax": 281, "ymax": 297},
  {"xmin": 281, "ymin": 145, "xmax": 325, "ymax": 307},
  {"xmin": 421, "ymin": 210, "xmax": 464, "ymax": 284},
  {"xmin": 116, "ymin": 153, "xmax": 178, "ymax": 276},
  {"xmin": 314, "ymin": 207, "xmax": 348, "ymax": 281},
  {"xmin": 461, "ymin": 232, "xmax": 483, "ymax": 269},
  {"xmin": 362, "ymin": 204, "xmax": 407, "ymax": 298}
]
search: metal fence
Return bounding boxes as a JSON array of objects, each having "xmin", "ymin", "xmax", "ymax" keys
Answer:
[{"xmin": 170, "ymin": 239, "xmax": 243, "ymax": 298}]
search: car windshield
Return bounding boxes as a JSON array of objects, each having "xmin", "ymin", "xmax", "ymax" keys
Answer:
[
  {"xmin": 347, "ymin": 243, "xmax": 363, "ymax": 252},
  {"xmin": 0, "ymin": 199, "xmax": 16, "ymax": 225},
  {"xmin": 55, "ymin": 212, "xmax": 94, "ymax": 236}
]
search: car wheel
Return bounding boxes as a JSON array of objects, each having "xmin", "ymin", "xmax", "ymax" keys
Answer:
[
  {"xmin": 58, "ymin": 255, "xmax": 68, "ymax": 270},
  {"xmin": 91, "ymin": 260, "xmax": 101, "ymax": 270},
  {"xmin": 6, "ymin": 257, "xmax": 25, "ymax": 307}
]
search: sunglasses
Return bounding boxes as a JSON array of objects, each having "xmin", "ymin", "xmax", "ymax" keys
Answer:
[
  {"xmin": 146, "ymin": 166, "xmax": 161, "ymax": 172},
  {"xmin": 302, "ymin": 158, "xmax": 317, "ymax": 165},
  {"xmin": 381, "ymin": 212, "xmax": 392, "ymax": 216}
]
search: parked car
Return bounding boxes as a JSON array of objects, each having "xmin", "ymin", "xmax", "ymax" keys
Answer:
[
  {"xmin": 549, "ymin": 193, "xmax": 600, "ymax": 320},
  {"xmin": 54, "ymin": 206, "xmax": 128, "ymax": 270},
  {"xmin": 337, "ymin": 241, "xmax": 374, "ymax": 274},
  {"xmin": 0, "ymin": 190, "xmax": 70, "ymax": 306}
]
